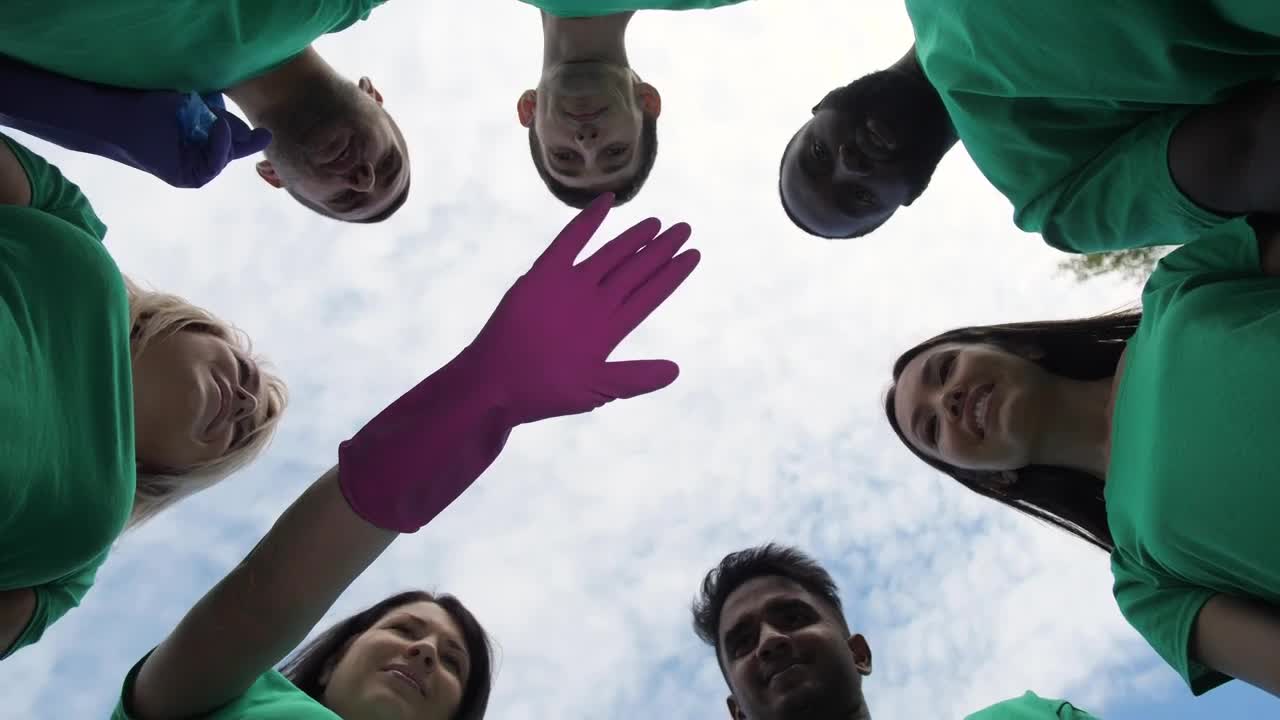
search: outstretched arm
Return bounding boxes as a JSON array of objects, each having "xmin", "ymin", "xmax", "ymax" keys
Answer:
[
  {"xmin": 0, "ymin": 54, "xmax": 269, "ymax": 188},
  {"xmin": 123, "ymin": 194, "xmax": 701, "ymax": 718},
  {"xmin": 1170, "ymin": 81, "xmax": 1280, "ymax": 218},
  {"xmin": 1191, "ymin": 593, "xmax": 1280, "ymax": 698},
  {"xmin": 128, "ymin": 468, "xmax": 396, "ymax": 718}
]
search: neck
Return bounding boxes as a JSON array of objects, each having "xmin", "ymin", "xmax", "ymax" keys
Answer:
[
  {"xmin": 226, "ymin": 47, "xmax": 333, "ymax": 126},
  {"xmin": 1033, "ymin": 376, "xmax": 1116, "ymax": 478},
  {"xmin": 540, "ymin": 11, "xmax": 634, "ymax": 71},
  {"xmin": 889, "ymin": 45, "xmax": 960, "ymax": 150}
]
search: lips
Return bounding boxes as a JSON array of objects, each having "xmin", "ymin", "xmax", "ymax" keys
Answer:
[
  {"xmin": 766, "ymin": 662, "xmax": 807, "ymax": 687},
  {"xmin": 566, "ymin": 106, "xmax": 608, "ymax": 122},
  {"xmin": 386, "ymin": 667, "xmax": 426, "ymax": 697},
  {"xmin": 967, "ymin": 383, "xmax": 995, "ymax": 439}
]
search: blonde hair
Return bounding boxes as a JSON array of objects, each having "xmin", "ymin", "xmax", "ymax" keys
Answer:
[{"xmin": 124, "ymin": 277, "xmax": 289, "ymax": 529}]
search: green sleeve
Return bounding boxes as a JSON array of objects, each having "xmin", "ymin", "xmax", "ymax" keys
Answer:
[
  {"xmin": 1015, "ymin": 107, "xmax": 1229, "ymax": 254},
  {"xmin": 1111, "ymin": 551, "xmax": 1228, "ymax": 695},
  {"xmin": 965, "ymin": 692, "xmax": 1102, "ymax": 719},
  {"xmin": 0, "ymin": 551, "xmax": 102, "ymax": 660},
  {"xmin": 1143, "ymin": 218, "xmax": 1261, "ymax": 295},
  {"xmin": 0, "ymin": 133, "xmax": 107, "ymax": 241},
  {"xmin": 112, "ymin": 659, "xmax": 339, "ymax": 719}
]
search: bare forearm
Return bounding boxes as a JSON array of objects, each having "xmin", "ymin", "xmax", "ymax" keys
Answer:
[
  {"xmin": 0, "ymin": 588, "xmax": 36, "ymax": 659},
  {"xmin": 1170, "ymin": 81, "xmax": 1280, "ymax": 216},
  {"xmin": 1191, "ymin": 594, "xmax": 1280, "ymax": 698},
  {"xmin": 131, "ymin": 466, "xmax": 398, "ymax": 719}
]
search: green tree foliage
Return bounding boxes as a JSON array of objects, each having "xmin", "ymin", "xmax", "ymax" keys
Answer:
[{"xmin": 1057, "ymin": 246, "xmax": 1173, "ymax": 285}]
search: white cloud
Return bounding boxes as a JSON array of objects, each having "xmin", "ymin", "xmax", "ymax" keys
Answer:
[{"xmin": 2, "ymin": 2, "xmax": 1195, "ymax": 718}]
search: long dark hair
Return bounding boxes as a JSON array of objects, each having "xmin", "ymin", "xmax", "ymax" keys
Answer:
[
  {"xmin": 885, "ymin": 311, "xmax": 1142, "ymax": 553},
  {"xmin": 279, "ymin": 590, "xmax": 494, "ymax": 720}
]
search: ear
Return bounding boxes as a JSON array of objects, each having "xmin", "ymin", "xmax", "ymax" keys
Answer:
[
  {"xmin": 358, "ymin": 77, "xmax": 384, "ymax": 106},
  {"xmin": 848, "ymin": 633, "xmax": 873, "ymax": 676},
  {"xmin": 517, "ymin": 90, "xmax": 537, "ymax": 128},
  {"xmin": 255, "ymin": 160, "xmax": 284, "ymax": 189},
  {"xmin": 635, "ymin": 82, "xmax": 662, "ymax": 119},
  {"xmin": 726, "ymin": 695, "xmax": 746, "ymax": 720}
]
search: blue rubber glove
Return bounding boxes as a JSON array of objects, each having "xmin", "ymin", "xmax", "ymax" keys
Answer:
[{"xmin": 0, "ymin": 54, "xmax": 271, "ymax": 188}]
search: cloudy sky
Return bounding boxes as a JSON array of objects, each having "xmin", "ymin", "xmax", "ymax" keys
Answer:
[{"xmin": 2, "ymin": 2, "xmax": 1274, "ymax": 718}]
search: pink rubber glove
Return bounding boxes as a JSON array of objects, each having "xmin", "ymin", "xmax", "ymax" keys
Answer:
[{"xmin": 338, "ymin": 193, "xmax": 701, "ymax": 532}]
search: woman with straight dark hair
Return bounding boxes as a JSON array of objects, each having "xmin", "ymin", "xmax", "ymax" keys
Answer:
[
  {"xmin": 108, "ymin": 193, "xmax": 701, "ymax": 719},
  {"xmin": 280, "ymin": 591, "xmax": 492, "ymax": 720},
  {"xmin": 885, "ymin": 215, "xmax": 1280, "ymax": 699}
]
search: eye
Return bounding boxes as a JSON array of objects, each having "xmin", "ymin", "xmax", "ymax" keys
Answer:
[
  {"xmin": 605, "ymin": 145, "xmax": 628, "ymax": 158},
  {"xmin": 926, "ymin": 415, "xmax": 940, "ymax": 446},
  {"xmin": 809, "ymin": 141, "xmax": 828, "ymax": 160},
  {"xmin": 939, "ymin": 354, "xmax": 956, "ymax": 383},
  {"xmin": 854, "ymin": 187, "xmax": 876, "ymax": 207},
  {"xmin": 331, "ymin": 189, "xmax": 358, "ymax": 206},
  {"xmin": 552, "ymin": 150, "xmax": 576, "ymax": 162},
  {"xmin": 377, "ymin": 153, "xmax": 395, "ymax": 174},
  {"xmin": 780, "ymin": 610, "xmax": 806, "ymax": 628},
  {"xmin": 443, "ymin": 654, "xmax": 462, "ymax": 671}
]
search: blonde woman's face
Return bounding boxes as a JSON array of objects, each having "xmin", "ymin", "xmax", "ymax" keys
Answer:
[{"xmin": 131, "ymin": 329, "xmax": 267, "ymax": 471}]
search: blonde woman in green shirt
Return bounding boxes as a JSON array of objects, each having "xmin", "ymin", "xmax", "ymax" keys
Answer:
[
  {"xmin": 0, "ymin": 133, "xmax": 287, "ymax": 659},
  {"xmin": 886, "ymin": 216, "xmax": 1280, "ymax": 697}
]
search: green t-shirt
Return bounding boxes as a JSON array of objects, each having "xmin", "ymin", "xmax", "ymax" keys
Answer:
[
  {"xmin": 0, "ymin": 0, "xmax": 386, "ymax": 92},
  {"xmin": 113, "ymin": 655, "xmax": 338, "ymax": 719},
  {"xmin": 965, "ymin": 691, "xmax": 1099, "ymax": 720},
  {"xmin": 905, "ymin": 0, "xmax": 1280, "ymax": 254},
  {"xmin": 520, "ymin": 0, "xmax": 747, "ymax": 17},
  {"xmin": 1107, "ymin": 218, "xmax": 1280, "ymax": 694},
  {"xmin": 0, "ymin": 135, "xmax": 135, "ymax": 659}
]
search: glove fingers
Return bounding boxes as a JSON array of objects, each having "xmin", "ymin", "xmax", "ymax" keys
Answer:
[{"xmin": 595, "ymin": 359, "xmax": 681, "ymax": 400}]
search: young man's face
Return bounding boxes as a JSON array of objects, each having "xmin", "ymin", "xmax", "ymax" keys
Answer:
[
  {"xmin": 717, "ymin": 576, "xmax": 872, "ymax": 720},
  {"xmin": 779, "ymin": 69, "xmax": 950, "ymax": 238},
  {"xmin": 518, "ymin": 62, "xmax": 661, "ymax": 194},
  {"xmin": 256, "ymin": 76, "xmax": 411, "ymax": 222}
]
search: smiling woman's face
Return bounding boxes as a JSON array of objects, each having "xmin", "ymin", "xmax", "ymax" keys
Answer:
[
  {"xmin": 891, "ymin": 341, "xmax": 1055, "ymax": 472},
  {"xmin": 131, "ymin": 328, "xmax": 266, "ymax": 472},
  {"xmin": 321, "ymin": 600, "xmax": 471, "ymax": 720}
]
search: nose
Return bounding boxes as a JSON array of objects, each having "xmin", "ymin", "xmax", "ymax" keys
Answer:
[
  {"xmin": 756, "ymin": 626, "xmax": 794, "ymax": 664},
  {"xmin": 408, "ymin": 640, "xmax": 439, "ymax": 671},
  {"xmin": 838, "ymin": 143, "xmax": 872, "ymax": 177},
  {"xmin": 344, "ymin": 160, "xmax": 376, "ymax": 192},
  {"xmin": 231, "ymin": 386, "xmax": 259, "ymax": 422},
  {"xmin": 575, "ymin": 125, "xmax": 600, "ymax": 147},
  {"xmin": 942, "ymin": 387, "xmax": 964, "ymax": 422}
]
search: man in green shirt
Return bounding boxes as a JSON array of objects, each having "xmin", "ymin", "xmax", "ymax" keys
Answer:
[
  {"xmin": 0, "ymin": 0, "xmax": 410, "ymax": 223},
  {"xmin": 780, "ymin": 3, "xmax": 1280, "ymax": 252},
  {"xmin": 516, "ymin": 1, "xmax": 748, "ymax": 208},
  {"xmin": 691, "ymin": 544, "xmax": 1099, "ymax": 719}
]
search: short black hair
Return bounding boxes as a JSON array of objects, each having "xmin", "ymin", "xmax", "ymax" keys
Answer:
[
  {"xmin": 692, "ymin": 544, "xmax": 847, "ymax": 654},
  {"xmin": 778, "ymin": 130, "xmax": 887, "ymax": 240},
  {"xmin": 287, "ymin": 178, "xmax": 411, "ymax": 224},
  {"xmin": 528, "ymin": 114, "xmax": 658, "ymax": 208}
]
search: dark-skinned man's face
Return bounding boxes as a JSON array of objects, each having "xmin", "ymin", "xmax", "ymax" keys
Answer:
[{"xmin": 780, "ymin": 69, "xmax": 952, "ymax": 238}]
